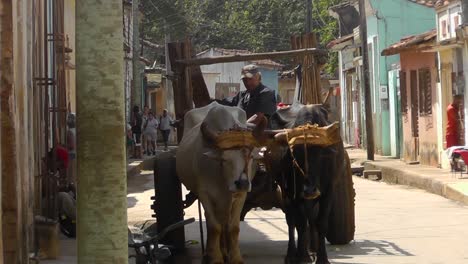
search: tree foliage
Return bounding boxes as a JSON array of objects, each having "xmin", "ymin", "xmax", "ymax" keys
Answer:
[{"xmin": 141, "ymin": 0, "xmax": 342, "ymax": 75}]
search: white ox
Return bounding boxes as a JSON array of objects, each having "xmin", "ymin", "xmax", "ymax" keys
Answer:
[{"xmin": 177, "ymin": 102, "xmax": 264, "ymax": 264}]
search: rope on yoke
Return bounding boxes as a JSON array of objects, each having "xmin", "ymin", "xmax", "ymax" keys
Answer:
[
  {"xmin": 285, "ymin": 128, "xmax": 307, "ymax": 178},
  {"xmin": 198, "ymin": 199, "xmax": 205, "ymax": 255}
]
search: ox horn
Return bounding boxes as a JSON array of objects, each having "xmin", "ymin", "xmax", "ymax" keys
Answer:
[
  {"xmin": 252, "ymin": 115, "xmax": 268, "ymax": 140},
  {"xmin": 200, "ymin": 122, "xmax": 219, "ymax": 144},
  {"xmin": 274, "ymin": 130, "xmax": 291, "ymax": 144}
]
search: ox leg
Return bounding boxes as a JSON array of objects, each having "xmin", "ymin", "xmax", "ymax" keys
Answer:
[
  {"xmin": 296, "ymin": 204, "xmax": 313, "ymax": 264},
  {"xmin": 201, "ymin": 195, "xmax": 224, "ymax": 264},
  {"xmin": 284, "ymin": 203, "xmax": 297, "ymax": 264},
  {"xmin": 227, "ymin": 193, "xmax": 247, "ymax": 264},
  {"xmin": 315, "ymin": 196, "xmax": 333, "ymax": 264},
  {"xmin": 220, "ymin": 225, "xmax": 228, "ymax": 262},
  {"xmin": 305, "ymin": 201, "xmax": 319, "ymax": 262}
]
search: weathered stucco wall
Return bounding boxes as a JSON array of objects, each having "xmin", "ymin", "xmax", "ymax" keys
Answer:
[
  {"xmin": 400, "ymin": 51, "xmax": 439, "ymax": 166},
  {"xmin": 367, "ymin": 0, "xmax": 436, "ymax": 156}
]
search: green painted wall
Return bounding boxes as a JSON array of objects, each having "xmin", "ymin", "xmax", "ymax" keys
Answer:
[{"xmin": 366, "ymin": 0, "xmax": 435, "ymax": 156}]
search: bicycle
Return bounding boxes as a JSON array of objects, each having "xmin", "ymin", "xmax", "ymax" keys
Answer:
[{"xmin": 128, "ymin": 217, "xmax": 195, "ymax": 264}]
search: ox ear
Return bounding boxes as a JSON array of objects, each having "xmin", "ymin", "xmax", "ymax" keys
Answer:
[
  {"xmin": 203, "ymin": 150, "xmax": 223, "ymax": 160},
  {"xmin": 251, "ymin": 148, "xmax": 264, "ymax": 160}
]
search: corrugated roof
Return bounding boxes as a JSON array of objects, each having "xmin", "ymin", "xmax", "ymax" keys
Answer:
[
  {"xmin": 435, "ymin": 0, "xmax": 456, "ymax": 8},
  {"xmin": 197, "ymin": 48, "xmax": 283, "ymax": 68},
  {"xmin": 407, "ymin": 0, "xmax": 437, "ymax": 7},
  {"xmin": 407, "ymin": 0, "xmax": 455, "ymax": 8},
  {"xmin": 381, "ymin": 29, "xmax": 436, "ymax": 56}
]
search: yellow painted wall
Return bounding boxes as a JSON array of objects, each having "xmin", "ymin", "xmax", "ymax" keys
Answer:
[{"xmin": 438, "ymin": 49, "xmax": 453, "ymax": 169}]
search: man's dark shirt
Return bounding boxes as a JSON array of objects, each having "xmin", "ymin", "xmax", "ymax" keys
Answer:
[{"xmin": 220, "ymin": 83, "xmax": 277, "ymax": 119}]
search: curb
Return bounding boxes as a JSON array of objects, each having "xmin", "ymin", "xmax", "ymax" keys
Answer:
[
  {"xmin": 127, "ymin": 160, "xmax": 144, "ymax": 178},
  {"xmin": 363, "ymin": 161, "xmax": 468, "ymax": 206},
  {"xmin": 127, "ymin": 157, "xmax": 157, "ymax": 178}
]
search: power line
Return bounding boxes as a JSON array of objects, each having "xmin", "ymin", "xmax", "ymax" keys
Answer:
[
  {"xmin": 146, "ymin": 0, "xmax": 185, "ymax": 23},
  {"xmin": 163, "ymin": 2, "xmax": 228, "ymax": 29}
]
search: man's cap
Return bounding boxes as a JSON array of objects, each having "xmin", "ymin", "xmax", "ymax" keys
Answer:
[{"xmin": 241, "ymin": 64, "xmax": 259, "ymax": 79}]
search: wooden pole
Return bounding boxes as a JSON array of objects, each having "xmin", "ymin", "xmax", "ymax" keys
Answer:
[
  {"xmin": 177, "ymin": 48, "xmax": 327, "ymax": 66},
  {"xmin": 306, "ymin": 0, "xmax": 312, "ymax": 33},
  {"xmin": 1, "ymin": 0, "xmax": 17, "ymax": 262},
  {"xmin": 359, "ymin": 0, "xmax": 375, "ymax": 160},
  {"xmin": 76, "ymin": 0, "xmax": 128, "ymax": 262}
]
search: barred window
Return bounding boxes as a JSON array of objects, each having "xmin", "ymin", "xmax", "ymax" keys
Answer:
[{"xmin": 418, "ymin": 68, "xmax": 432, "ymax": 116}]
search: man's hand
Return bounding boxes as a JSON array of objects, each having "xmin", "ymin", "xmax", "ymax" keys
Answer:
[{"xmin": 247, "ymin": 112, "xmax": 265, "ymax": 126}]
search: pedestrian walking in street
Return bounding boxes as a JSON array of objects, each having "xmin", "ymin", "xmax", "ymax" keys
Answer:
[
  {"xmin": 446, "ymin": 94, "xmax": 464, "ymax": 148},
  {"xmin": 141, "ymin": 105, "xmax": 150, "ymax": 155},
  {"xmin": 143, "ymin": 111, "xmax": 159, "ymax": 155},
  {"xmin": 159, "ymin": 109, "xmax": 174, "ymax": 151},
  {"xmin": 126, "ymin": 123, "xmax": 134, "ymax": 159},
  {"xmin": 131, "ymin": 105, "xmax": 143, "ymax": 158}
]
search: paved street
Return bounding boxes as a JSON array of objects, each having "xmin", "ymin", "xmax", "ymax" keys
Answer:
[
  {"xmin": 47, "ymin": 170, "xmax": 468, "ymax": 263},
  {"xmin": 128, "ymin": 170, "xmax": 468, "ymax": 264}
]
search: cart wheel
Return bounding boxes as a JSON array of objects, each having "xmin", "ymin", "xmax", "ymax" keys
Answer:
[
  {"xmin": 326, "ymin": 149, "xmax": 355, "ymax": 245},
  {"xmin": 154, "ymin": 149, "xmax": 185, "ymax": 251}
]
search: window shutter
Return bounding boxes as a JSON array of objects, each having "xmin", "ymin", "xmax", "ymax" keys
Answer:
[
  {"xmin": 442, "ymin": 20, "xmax": 447, "ymax": 37},
  {"xmin": 400, "ymin": 71, "xmax": 408, "ymax": 114}
]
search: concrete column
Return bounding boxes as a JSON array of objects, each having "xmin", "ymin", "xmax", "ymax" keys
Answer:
[{"xmin": 76, "ymin": 1, "xmax": 128, "ymax": 263}]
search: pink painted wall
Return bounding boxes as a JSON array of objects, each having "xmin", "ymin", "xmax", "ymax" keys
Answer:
[{"xmin": 400, "ymin": 51, "xmax": 439, "ymax": 166}]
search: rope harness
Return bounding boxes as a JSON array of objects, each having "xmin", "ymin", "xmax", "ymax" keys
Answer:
[{"xmin": 284, "ymin": 124, "xmax": 331, "ymax": 200}]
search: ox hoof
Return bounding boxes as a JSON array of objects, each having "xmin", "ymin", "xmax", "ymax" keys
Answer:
[
  {"xmin": 297, "ymin": 256, "xmax": 314, "ymax": 264},
  {"xmin": 284, "ymin": 255, "xmax": 314, "ymax": 264},
  {"xmin": 315, "ymin": 258, "xmax": 330, "ymax": 264},
  {"xmin": 284, "ymin": 256, "xmax": 296, "ymax": 264},
  {"xmin": 202, "ymin": 255, "xmax": 224, "ymax": 264}
]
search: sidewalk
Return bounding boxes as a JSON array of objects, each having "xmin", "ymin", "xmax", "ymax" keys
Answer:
[
  {"xmin": 347, "ymin": 148, "xmax": 468, "ymax": 206},
  {"xmin": 42, "ymin": 153, "xmax": 158, "ymax": 264}
]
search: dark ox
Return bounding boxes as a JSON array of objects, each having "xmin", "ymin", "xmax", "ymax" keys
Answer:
[{"xmin": 265, "ymin": 104, "xmax": 344, "ymax": 264}]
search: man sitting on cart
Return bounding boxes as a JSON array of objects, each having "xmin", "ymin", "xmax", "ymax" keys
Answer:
[
  {"xmin": 184, "ymin": 64, "xmax": 278, "ymax": 209},
  {"xmin": 220, "ymin": 64, "xmax": 277, "ymax": 126}
]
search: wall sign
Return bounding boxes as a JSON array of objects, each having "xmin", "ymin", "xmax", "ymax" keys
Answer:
[{"xmin": 380, "ymin": 85, "xmax": 388, "ymax": 99}]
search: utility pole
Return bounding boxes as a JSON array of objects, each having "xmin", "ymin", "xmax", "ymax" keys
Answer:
[
  {"xmin": 359, "ymin": 0, "xmax": 375, "ymax": 160},
  {"xmin": 462, "ymin": 0, "xmax": 468, "ymax": 25},
  {"xmin": 164, "ymin": 21, "xmax": 176, "ymax": 138},
  {"xmin": 306, "ymin": 0, "xmax": 312, "ymax": 33},
  {"xmin": 132, "ymin": 0, "xmax": 142, "ymax": 109}
]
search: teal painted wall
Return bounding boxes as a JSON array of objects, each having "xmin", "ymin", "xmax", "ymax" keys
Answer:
[
  {"xmin": 366, "ymin": 0, "xmax": 435, "ymax": 156},
  {"xmin": 259, "ymin": 68, "xmax": 279, "ymax": 97}
]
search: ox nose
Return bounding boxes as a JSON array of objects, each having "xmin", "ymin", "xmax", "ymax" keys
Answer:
[
  {"xmin": 234, "ymin": 179, "xmax": 250, "ymax": 192},
  {"xmin": 304, "ymin": 186, "xmax": 321, "ymax": 200}
]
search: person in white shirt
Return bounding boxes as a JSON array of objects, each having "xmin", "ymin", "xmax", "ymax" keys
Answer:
[
  {"xmin": 159, "ymin": 109, "xmax": 173, "ymax": 151},
  {"xmin": 142, "ymin": 111, "xmax": 159, "ymax": 155}
]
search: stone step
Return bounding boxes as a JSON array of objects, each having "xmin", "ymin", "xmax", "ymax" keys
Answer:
[
  {"xmin": 363, "ymin": 170, "xmax": 382, "ymax": 181},
  {"xmin": 351, "ymin": 165, "xmax": 364, "ymax": 176}
]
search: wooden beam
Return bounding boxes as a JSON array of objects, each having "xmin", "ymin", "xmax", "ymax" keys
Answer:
[
  {"xmin": 176, "ymin": 48, "xmax": 327, "ymax": 66},
  {"xmin": 140, "ymin": 38, "xmax": 164, "ymax": 49}
]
